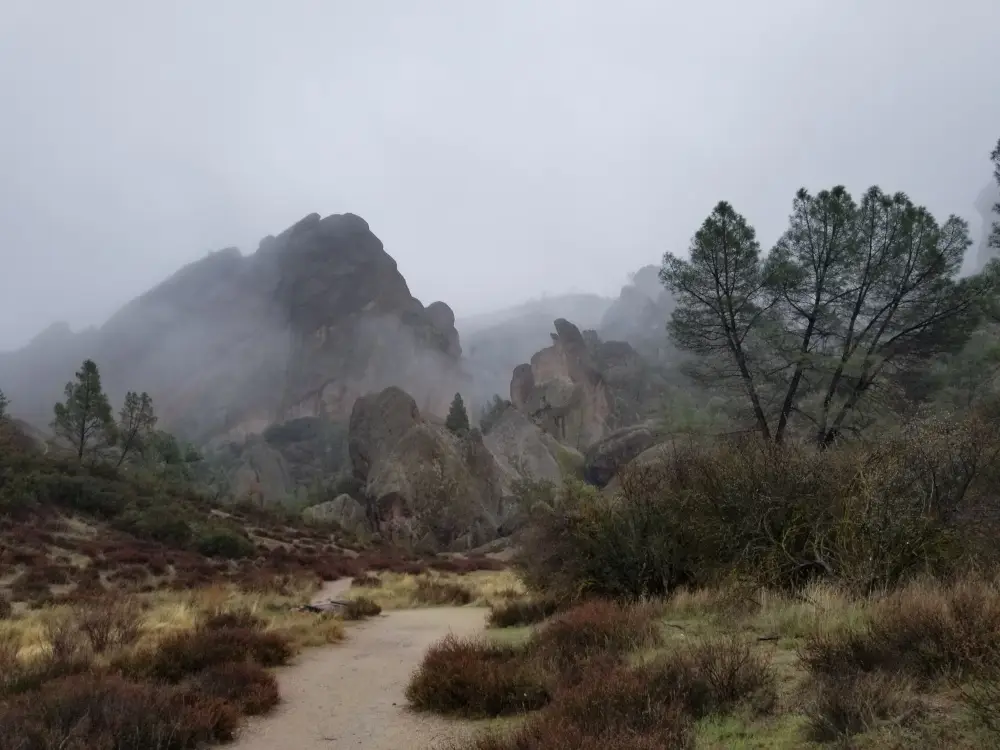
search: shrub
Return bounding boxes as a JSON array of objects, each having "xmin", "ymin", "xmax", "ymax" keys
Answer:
[
  {"xmin": 351, "ymin": 573, "xmax": 382, "ymax": 588},
  {"xmin": 0, "ymin": 674, "xmax": 240, "ymax": 750},
  {"xmin": 637, "ymin": 636, "xmax": 777, "ymax": 718},
  {"xmin": 805, "ymin": 672, "xmax": 916, "ymax": 743},
  {"xmin": 488, "ymin": 597, "xmax": 561, "ymax": 628},
  {"xmin": 143, "ymin": 627, "xmax": 293, "ymax": 683},
  {"xmin": 519, "ymin": 423, "xmax": 992, "ymax": 599},
  {"xmin": 0, "ymin": 594, "xmax": 10, "ymax": 620},
  {"xmin": 195, "ymin": 528, "xmax": 255, "ymax": 559},
  {"xmin": 406, "ymin": 635, "xmax": 549, "ymax": 718},
  {"xmin": 342, "ymin": 596, "xmax": 382, "ymax": 620},
  {"xmin": 200, "ymin": 609, "xmax": 266, "ymax": 633},
  {"xmin": 800, "ymin": 578, "xmax": 1000, "ymax": 684},
  {"xmin": 528, "ymin": 600, "xmax": 661, "ymax": 674},
  {"xmin": 413, "ymin": 577, "xmax": 474, "ymax": 606},
  {"xmin": 78, "ymin": 596, "xmax": 144, "ymax": 653},
  {"xmin": 185, "ymin": 662, "xmax": 280, "ymax": 716}
]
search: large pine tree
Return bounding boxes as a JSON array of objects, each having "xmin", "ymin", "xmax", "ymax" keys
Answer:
[{"xmin": 52, "ymin": 359, "xmax": 114, "ymax": 461}]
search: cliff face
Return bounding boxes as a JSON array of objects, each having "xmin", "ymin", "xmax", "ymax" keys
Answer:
[{"xmin": 0, "ymin": 212, "xmax": 465, "ymax": 442}]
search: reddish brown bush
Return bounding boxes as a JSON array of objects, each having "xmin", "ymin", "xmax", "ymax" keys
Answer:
[
  {"xmin": 184, "ymin": 662, "xmax": 280, "ymax": 716},
  {"xmin": 143, "ymin": 628, "xmax": 293, "ymax": 683},
  {"xmin": 488, "ymin": 597, "xmax": 561, "ymax": 628},
  {"xmin": 528, "ymin": 600, "xmax": 661, "ymax": 673},
  {"xmin": 406, "ymin": 635, "xmax": 549, "ymax": 717},
  {"xmin": 0, "ymin": 674, "xmax": 241, "ymax": 750}
]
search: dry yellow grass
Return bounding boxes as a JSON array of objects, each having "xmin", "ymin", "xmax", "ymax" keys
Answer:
[
  {"xmin": 345, "ymin": 569, "xmax": 524, "ymax": 610},
  {"xmin": 0, "ymin": 578, "xmax": 345, "ymax": 662}
]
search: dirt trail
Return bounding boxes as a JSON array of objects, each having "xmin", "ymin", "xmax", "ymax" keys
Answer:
[{"xmin": 234, "ymin": 580, "xmax": 488, "ymax": 749}]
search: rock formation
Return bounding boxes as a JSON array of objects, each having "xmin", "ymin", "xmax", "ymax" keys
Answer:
[
  {"xmin": 508, "ymin": 318, "xmax": 669, "ymax": 452},
  {"xmin": 347, "ymin": 386, "xmax": 510, "ymax": 551},
  {"xmin": 0, "ymin": 213, "xmax": 465, "ymax": 443}
]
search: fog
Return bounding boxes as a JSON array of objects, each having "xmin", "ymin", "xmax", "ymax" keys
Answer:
[{"xmin": 1, "ymin": 0, "xmax": 999, "ymax": 353}]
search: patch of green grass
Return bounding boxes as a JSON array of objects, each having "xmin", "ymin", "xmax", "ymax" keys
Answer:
[{"xmin": 695, "ymin": 713, "xmax": 812, "ymax": 749}]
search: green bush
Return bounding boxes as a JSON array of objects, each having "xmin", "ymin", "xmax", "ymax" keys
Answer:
[{"xmin": 195, "ymin": 528, "xmax": 255, "ymax": 559}]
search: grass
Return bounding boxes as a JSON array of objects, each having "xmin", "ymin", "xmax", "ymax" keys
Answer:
[
  {"xmin": 345, "ymin": 569, "xmax": 522, "ymax": 610},
  {"xmin": 413, "ymin": 575, "xmax": 1000, "ymax": 749}
]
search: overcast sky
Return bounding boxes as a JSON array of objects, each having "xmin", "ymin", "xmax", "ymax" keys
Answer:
[{"xmin": 1, "ymin": 0, "xmax": 998, "ymax": 351}]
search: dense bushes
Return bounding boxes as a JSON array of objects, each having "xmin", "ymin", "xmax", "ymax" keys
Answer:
[
  {"xmin": 0, "ymin": 596, "xmax": 297, "ymax": 749},
  {"xmin": 418, "ymin": 599, "xmax": 778, "ymax": 750},
  {"xmin": 518, "ymin": 410, "xmax": 1000, "ymax": 600}
]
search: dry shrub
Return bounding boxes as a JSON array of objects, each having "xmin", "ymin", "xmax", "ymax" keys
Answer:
[
  {"xmin": 142, "ymin": 627, "xmax": 294, "ymax": 683},
  {"xmin": 487, "ymin": 596, "xmax": 561, "ymax": 629},
  {"xmin": 184, "ymin": 662, "xmax": 280, "ymax": 716},
  {"xmin": 406, "ymin": 635, "xmax": 549, "ymax": 718},
  {"xmin": 638, "ymin": 636, "xmax": 778, "ymax": 718},
  {"xmin": 462, "ymin": 664, "xmax": 694, "ymax": 750},
  {"xmin": 801, "ymin": 578, "xmax": 1000, "ymax": 684},
  {"xmin": 200, "ymin": 609, "xmax": 265, "ymax": 633},
  {"xmin": 413, "ymin": 577, "xmax": 474, "ymax": 606},
  {"xmin": 78, "ymin": 596, "xmax": 143, "ymax": 653},
  {"xmin": 528, "ymin": 599, "xmax": 661, "ymax": 674},
  {"xmin": 805, "ymin": 672, "xmax": 917, "ymax": 743},
  {"xmin": 351, "ymin": 573, "xmax": 382, "ymax": 588},
  {"xmin": 961, "ymin": 670, "xmax": 1000, "ymax": 738},
  {"xmin": 0, "ymin": 674, "xmax": 240, "ymax": 750},
  {"xmin": 41, "ymin": 613, "xmax": 90, "ymax": 663},
  {"xmin": 0, "ymin": 595, "xmax": 11, "ymax": 620},
  {"xmin": 342, "ymin": 596, "xmax": 382, "ymax": 620}
]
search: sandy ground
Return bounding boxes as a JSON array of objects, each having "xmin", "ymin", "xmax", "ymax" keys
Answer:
[{"xmin": 233, "ymin": 580, "xmax": 488, "ymax": 750}]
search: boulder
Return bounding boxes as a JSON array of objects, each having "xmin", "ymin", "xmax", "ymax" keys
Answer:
[
  {"xmin": 302, "ymin": 494, "xmax": 369, "ymax": 537},
  {"xmin": 229, "ymin": 441, "xmax": 295, "ymax": 506},
  {"xmin": 483, "ymin": 405, "xmax": 564, "ymax": 489},
  {"xmin": 584, "ymin": 423, "xmax": 661, "ymax": 487},
  {"xmin": 348, "ymin": 386, "xmax": 422, "ymax": 480}
]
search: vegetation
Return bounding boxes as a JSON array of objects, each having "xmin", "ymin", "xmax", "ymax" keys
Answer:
[
  {"xmin": 51, "ymin": 359, "xmax": 115, "ymax": 462},
  {"xmin": 478, "ymin": 394, "xmax": 510, "ymax": 434},
  {"xmin": 660, "ymin": 187, "xmax": 1000, "ymax": 446},
  {"xmin": 446, "ymin": 391, "xmax": 471, "ymax": 434}
]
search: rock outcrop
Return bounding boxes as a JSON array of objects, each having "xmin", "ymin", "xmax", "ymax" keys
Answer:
[
  {"xmin": 0, "ymin": 213, "xmax": 465, "ymax": 442},
  {"xmin": 583, "ymin": 422, "xmax": 661, "ymax": 487},
  {"xmin": 348, "ymin": 386, "xmax": 511, "ymax": 551},
  {"xmin": 508, "ymin": 318, "xmax": 669, "ymax": 451},
  {"xmin": 302, "ymin": 494, "xmax": 369, "ymax": 538}
]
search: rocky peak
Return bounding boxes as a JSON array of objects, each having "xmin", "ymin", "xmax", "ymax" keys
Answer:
[{"xmin": 0, "ymin": 212, "xmax": 465, "ymax": 441}]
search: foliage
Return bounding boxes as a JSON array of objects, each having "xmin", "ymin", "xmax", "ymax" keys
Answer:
[
  {"xmin": 51, "ymin": 359, "xmax": 115, "ymax": 461},
  {"xmin": 406, "ymin": 635, "xmax": 549, "ymax": 718},
  {"xmin": 518, "ymin": 408, "xmax": 1000, "ymax": 599},
  {"xmin": 660, "ymin": 188, "xmax": 1000, "ymax": 446},
  {"xmin": 445, "ymin": 392, "xmax": 470, "ymax": 434},
  {"xmin": 478, "ymin": 394, "xmax": 510, "ymax": 434},
  {"xmin": 0, "ymin": 388, "xmax": 9, "ymax": 422},
  {"xmin": 115, "ymin": 390, "xmax": 157, "ymax": 467}
]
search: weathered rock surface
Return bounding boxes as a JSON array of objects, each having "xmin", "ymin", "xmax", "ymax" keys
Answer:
[
  {"xmin": 302, "ymin": 494, "xmax": 369, "ymax": 537},
  {"xmin": 584, "ymin": 422, "xmax": 661, "ymax": 487},
  {"xmin": 0, "ymin": 213, "xmax": 465, "ymax": 442},
  {"xmin": 349, "ymin": 386, "xmax": 510, "ymax": 551},
  {"xmin": 508, "ymin": 319, "xmax": 669, "ymax": 451},
  {"xmin": 482, "ymin": 404, "xmax": 565, "ymax": 488}
]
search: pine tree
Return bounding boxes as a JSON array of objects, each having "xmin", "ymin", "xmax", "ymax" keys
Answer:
[
  {"xmin": 52, "ymin": 359, "xmax": 114, "ymax": 462},
  {"xmin": 115, "ymin": 391, "xmax": 157, "ymax": 467},
  {"xmin": 445, "ymin": 392, "xmax": 470, "ymax": 434},
  {"xmin": 0, "ymin": 389, "xmax": 9, "ymax": 423}
]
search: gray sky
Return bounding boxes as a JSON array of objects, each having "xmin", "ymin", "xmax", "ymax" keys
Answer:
[{"xmin": 1, "ymin": 0, "xmax": 999, "ymax": 351}]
